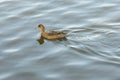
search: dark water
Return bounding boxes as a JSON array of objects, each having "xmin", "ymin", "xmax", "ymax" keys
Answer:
[{"xmin": 0, "ymin": 0, "xmax": 120, "ymax": 80}]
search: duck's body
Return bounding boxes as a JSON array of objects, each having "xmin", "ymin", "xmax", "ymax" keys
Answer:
[{"xmin": 38, "ymin": 24, "xmax": 66, "ymax": 40}]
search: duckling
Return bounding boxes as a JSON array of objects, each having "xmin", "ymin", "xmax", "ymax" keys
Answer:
[{"xmin": 38, "ymin": 24, "xmax": 66, "ymax": 40}]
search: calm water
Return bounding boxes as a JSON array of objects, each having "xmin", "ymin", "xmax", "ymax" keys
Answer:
[{"xmin": 0, "ymin": 0, "xmax": 120, "ymax": 80}]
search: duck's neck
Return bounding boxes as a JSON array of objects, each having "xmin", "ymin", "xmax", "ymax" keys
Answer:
[
  {"xmin": 41, "ymin": 30, "xmax": 45, "ymax": 33},
  {"xmin": 41, "ymin": 30, "xmax": 47, "ymax": 36},
  {"xmin": 41, "ymin": 28, "xmax": 45, "ymax": 33}
]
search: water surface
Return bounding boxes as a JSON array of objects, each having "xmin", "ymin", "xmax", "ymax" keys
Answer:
[{"xmin": 0, "ymin": 0, "xmax": 120, "ymax": 80}]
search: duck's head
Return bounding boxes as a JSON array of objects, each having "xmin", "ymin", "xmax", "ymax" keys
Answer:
[{"xmin": 38, "ymin": 24, "xmax": 45, "ymax": 32}]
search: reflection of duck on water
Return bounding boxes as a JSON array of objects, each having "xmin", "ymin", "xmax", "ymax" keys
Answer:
[
  {"xmin": 37, "ymin": 36, "xmax": 44, "ymax": 44},
  {"xmin": 37, "ymin": 24, "xmax": 67, "ymax": 44}
]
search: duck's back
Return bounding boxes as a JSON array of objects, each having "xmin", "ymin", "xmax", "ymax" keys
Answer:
[{"xmin": 42, "ymin": 32, "xmax": 66, "ymax": 40}]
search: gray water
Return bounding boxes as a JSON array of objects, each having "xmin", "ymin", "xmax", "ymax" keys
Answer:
[{"xmin": 0, "ymin": 0, "xmax": 120, "ymax": 80}]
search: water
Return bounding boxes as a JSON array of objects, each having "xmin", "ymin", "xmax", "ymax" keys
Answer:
[{"xmin": 0, "ymin": 0, "xmax": 120, "ymax": 80}]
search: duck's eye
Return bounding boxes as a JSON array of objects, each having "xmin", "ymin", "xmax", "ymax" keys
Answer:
[{"xmin": 38, "ymin": 25, "xmax": 41, "ymax": 28}]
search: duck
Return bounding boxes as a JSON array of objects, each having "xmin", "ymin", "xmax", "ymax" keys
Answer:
[{"xmin": 38, "ymin": 24, "xmax": 66, "ymax": 40}]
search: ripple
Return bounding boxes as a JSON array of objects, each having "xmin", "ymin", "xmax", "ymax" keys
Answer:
[
  {"xmin": 96, "ymin": 3, "xmax": 117, "ymax": 8},
  {"xmin": 45, "ymin": 73, "xmax": 61, "ymax": 79},
  {"xmin": 71, "ymin": 34, "xmax": 101, "ymax": 41},
  {"xmin": 3, "ymin": 48, "xmax": 19, "ymax": 53},
  {"xmin": 65, "ymin": 60, "xmax": 91, "ymax": 66},
  {"xmin": 0, "ymin": 72, "xmax": 13, "ymax": 80}
]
